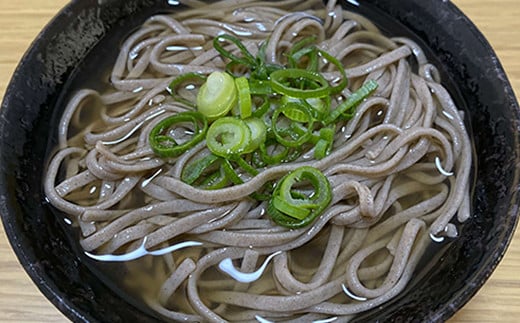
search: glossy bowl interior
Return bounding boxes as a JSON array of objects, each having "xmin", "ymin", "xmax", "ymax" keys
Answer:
[{"xmin": 1, "ymin": 0, "xmax": 519, "ymax": 322}]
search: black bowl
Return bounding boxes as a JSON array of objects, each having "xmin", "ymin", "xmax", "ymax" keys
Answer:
[{"xmin": 1, "ymin": 0, "xmax": 519, "ymax": 322}]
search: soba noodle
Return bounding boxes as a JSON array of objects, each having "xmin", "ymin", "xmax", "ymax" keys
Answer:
[{"xmin": 44, "ymin": 0, "xmax": 472, "ymax": 321}]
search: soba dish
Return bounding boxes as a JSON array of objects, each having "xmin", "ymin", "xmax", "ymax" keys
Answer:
[{"xmin": 44, "ymin": 0, "xmax": 472, "ymax": 321}]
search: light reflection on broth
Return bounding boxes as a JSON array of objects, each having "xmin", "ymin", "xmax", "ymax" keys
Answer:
[{"xmin": 44, "ymin": 0, "xmax": 473, "ymax": 321}]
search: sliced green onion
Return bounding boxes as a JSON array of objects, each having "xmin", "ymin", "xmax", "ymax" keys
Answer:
[
  {"xmin": 272, "ymin": 195, "xmax": 310, "ymax": 220},
  {"xmin": 314, "ymin": 127, "xmax": 334, "ymax": 160},
  {"xmin": 272, "ymin": 102, "xmax": 314, "ymax": 148},
  {"xmin": 281, "ymin": 96, "xmax": 329, "ymax": 121},
  {"xmin": 278, "ymin": 176, "xmax": 318, "ymax": 209},
  {"xmin": 259, "ymin": 139, "xmax": 290, "ymax": 165},
  {"xmin": 267, "ymin": 166, "xmax": 331, "ymax": 228},
  {"xmin": 223, "ymin": 159, "xmax": 268, "ymax": 201},
  {"xmin": 270, "ymin": 68, "xmax": 330, "ymax": 99},
  {"xmin": 324, "ymin": 80, "xmax": 379, "ymax": 125},
  {"xmin": 253, "ymin": 63, "xmax": 283, "ymax": 80},
  {"xmin": 305, "ymin": 97, "xmax": 329, "ymax": 117},
  {"xmin": 197, "ymin": 71, "xmax": 237, "ymax": 119},
  {"xmin": 149, "ymin": 111, "xmax": 207, "ymax": 158},
  {"xmin": 206, "ymin": 117, "xmax": 251, "ymax": 158},
  {"xmin": 290, "ymin": 36, "xmax": 317, "ymax": 55},
  {"xmin": 249, "ymin": 40, "xmax": 281, "ymax": 80},
  {"xmin": 167, "ymin": 73, "xmax": 207, "ymax": 107},
  {"xmin": 319, "ymin": 127, "xmax": 335, "ymax": 142},
  {"xmin": 251, "ymin": 191, "xmax": 272, "ymax": 202},
  {"xmin": 235, "ymin": 77, "xmax": 252, "ymax": 119},
  {"xmin": 314, "ymin": 139, "xmax": 330, "ymax": 160},
  {"xmin": 286, "ymin": 146, "xmax": 305, "ymax": 163},
  {"xmin": 251, "ymin": 95, "xmax": 270, "ymax": 118},
  {"xmin": 151, "ymin": 34, "xmax": 371, "ymax": 224},
  {"xmin": 213, "ymin": 34, "xmax": 256, "ymax": 68},
  {"xmin": 281, "ymin": 103, "xmax": 312, "ymax": 123},
  {"xmin": 243, "ymin": 117, "xmax": 267, "ymax": 153},
  {"xmin": 317, "ymin": 49, "xmax": 348, "ymax": 95},
  {"xmin": 288, "ymin": 36, "xmax": 318, "ymax": 70},
  {"xmin": 181, "ymin": 153, "xmax": 220, "ymax": 185},
  {"xmin": 199, "ymin": 167, "xmax": 229, "ymax": 190},
  {"xmin": 290, "ymin": 47, "xmax": 318, "ymax": 72},
  {"xmin": 248, "ymin": 79, "xmax": 273, "ymax": 95},
  {"xmin": 235, "ymin": 156, "xmax": 259, "ymax": 176},
  {"xmin": 221, "ymin": 159, "xmax": 244, "ymax": 185}
]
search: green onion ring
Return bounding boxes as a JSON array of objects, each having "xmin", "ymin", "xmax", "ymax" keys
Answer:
[
  {"xmin": 324, "ymin": 79, "xmax": 379, "ymax": 124},
  {"xmin": 213, "ymin": 34, "xmax": 256, "ymax": 68},
  {"xmin": 270, "ymin": 68, "xmax": 331, "ymax": 99},
  {"xmin": 149, "ymin": 111, "xmax": 208, "ymax": 158},
  {"xmin": 235, "ymin": 77, "xmax": 252, "ymax": 119},
  {"xmin": 167, "ymin": 73, "xmax": 207, "ymax": 107},
  {"xmin": 272, "ymin": 102, "xmax": 314, "ymax": 148},
  {"xmin": 268, "ymin": 166, "xmax": 331, "ymax": 228},
  {"xmin": 197, "ymin": 71, "xmax": 238, "ymax": 119},
  {"xmin": 181, "ymin": 153, "xmax": 220, "ymax": 185},
  {"xmin": 206, "ymin": 117, "xmax": 251, "ymax": 158}
]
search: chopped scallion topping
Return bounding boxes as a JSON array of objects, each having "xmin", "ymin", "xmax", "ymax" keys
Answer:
[
  {"xmin": 149, "ymin": 111, "xmax": 208, "ymax": 158},
  {"xmin": 197, "ymin": 71, "xmax": 237, "ymax": 119},
  {"xmin": 267, "ymin": 166, "xmax": 332, "ymax": 228},
  {"xmin": 149, "ymin": 33, "xmax": 378, "ymax": 229},
  {"xmin": 206, "ymin": 117, "xmax": 251, "ymax": 158}
]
